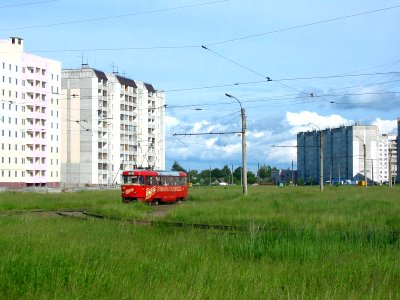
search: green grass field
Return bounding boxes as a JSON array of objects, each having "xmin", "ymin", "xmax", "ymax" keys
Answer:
[{"xmin": 0, "ymin": 186, "xmax": 399, "ymax": 299}]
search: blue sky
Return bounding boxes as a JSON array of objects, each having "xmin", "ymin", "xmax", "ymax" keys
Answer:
[{"xmin": 2, "ymin": 0, "xmax": 399, "ymax": 172}]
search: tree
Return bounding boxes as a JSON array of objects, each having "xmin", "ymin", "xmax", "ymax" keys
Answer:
[
  {"xmin": 171, "ymin": 161, "xmax": 186, "ymax": 173},
  {"xmin": 188, "ymin": 169, "xmax": 199, "ymax": 184},
  {"xmin": 247, "ymin": 171, "xmax": 257, "ymax": 184},
  {"xmin": 221, "ymin": 165, "xmax": 232, "ymax": 183},
  {"xmin": 233, "ymin": 167, "xmax": 242, "ymax": 183},
  {"xmin": 212, "ymin": 168, "xmax": 228, "ymax": 181},
  {"xmin": 199, "ymin": 169, "xmax": 211, "ymax": 185}
]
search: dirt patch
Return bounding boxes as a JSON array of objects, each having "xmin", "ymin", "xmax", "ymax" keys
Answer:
[{"xmin": 147, "ymin": 202, "xmax": 180, "ymax": 218}]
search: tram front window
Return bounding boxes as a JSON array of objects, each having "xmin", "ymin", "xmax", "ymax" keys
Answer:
[{"xmin": 123, "ymin": 175, "xmax": 145, "ymax": 185}]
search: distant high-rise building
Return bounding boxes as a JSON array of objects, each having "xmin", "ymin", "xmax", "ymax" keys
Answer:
[
  {"xmin": 396, "ymin": 118, "xmax": 400, "ymax": 183},
  {"xmin": 61, "ymin": 66, "xmax": 165, "ymax": 187},
  {"xmin": 297, "ymin": 125, "xmax": 379, "ymax": 184},
  {"xmin": 379, "ymin": 134, "xmax": 397, "ymax": 184},
  {"xmin": 0, "ymin": 37, "xmax": 61, "ymax": 188}
]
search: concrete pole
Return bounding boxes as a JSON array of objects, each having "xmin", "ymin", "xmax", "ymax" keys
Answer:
[
  {"xmin": 241, "ymin": 108, "xmax": 248, "ymax": 195},
  {"xmin": 226, "ymin": 93, "xmax": 247, "ymax": 196},
  {"xmin": 364, "ymin": 143, "xmax": 367, "ymax": 188},
  {"xmin": 319, "ymin": 131, "xmax": 324, "ymax": 192},
  {"xmin": 310, "ymin": 123, "xmax": 323, "ymax": 191},
  {"xmin": 389, "ymin": 148, "xmax": 392, "ymax": 187}
]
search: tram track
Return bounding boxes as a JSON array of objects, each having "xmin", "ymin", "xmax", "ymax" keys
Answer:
[{"xmin": 0, "ymin": 208, "xmax": 246, "ymax": 232}]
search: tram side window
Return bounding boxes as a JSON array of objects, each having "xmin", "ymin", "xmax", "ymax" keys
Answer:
[
  {"xmin": 161, "ymin": 177, "xmax": 168, "ymax": 186},
  {"xmin": 125, "ymin": 175, "xmax": 144, "ymax": 185},
  {"xmin": 145, "ymin": 176, "xmax": 153, "ymax": 186},
  {"xmin": 178, "ymin": 177, "xmax": 186, "ymax": 185}
]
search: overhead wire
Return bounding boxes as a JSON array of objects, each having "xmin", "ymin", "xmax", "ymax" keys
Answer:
[
  {"xmin": 0, "ymin": 0, "xmax": 230, "ymax": 32},
  {"xmin": 204, "ymin": 4, "xmax": 400, "ymax": 47},
  {"xmin": 0, "ymin": 0, "xmax": 60, "ymax": 9}
]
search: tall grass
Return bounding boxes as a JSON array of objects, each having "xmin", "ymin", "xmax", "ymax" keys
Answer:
[{"xmin": 0, "ymin": 186, "xmax": 399, "ymax": 299}]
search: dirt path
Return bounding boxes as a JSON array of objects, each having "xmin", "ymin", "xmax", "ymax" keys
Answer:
[{"xmin": 147, "ymin": 203, "xmax": 178, "ymax": 218}]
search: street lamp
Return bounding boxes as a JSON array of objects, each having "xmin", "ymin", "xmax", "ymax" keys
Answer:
[
  {"xmin": 355, "ymin": 135, "xmax": 367, "ymax": 188},
  {"xmin": 310, "ymin": 123, "xmax": 323, "ymax": 192},
  {"xmin": 225, "ymin": 93, "xmax": 247, "ymax": 196}
]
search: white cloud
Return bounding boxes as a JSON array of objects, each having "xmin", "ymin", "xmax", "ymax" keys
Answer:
[
  {"xmin": 165, "ymin": 115, "xmax": 179, "ymax": 130},
  {"xmin": 192, "ymin": 120, "xmax": 209, "ymax": 133},
  {"xmin": 286, "ymin": 111, "xmax": 350, "ymax": 133},
  {"xmin": 247, "ymin": 131, "xmax": 264, "ymax": 138},
  {"xmin": 372, "ymin": 118, "xmax": 397, "ymax": 134}
]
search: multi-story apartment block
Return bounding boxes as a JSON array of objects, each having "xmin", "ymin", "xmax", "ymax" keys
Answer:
[
  {"xmin": 297, "ymin": 125, "xmax": 379, "ymax": 184},
  {"xmin": 61, "ymin": 66, "xmax": 165, "ymax": 187},
  {"xmin": 0, "ymin": 37, "xmax": 61, "ymax": 188},
  {"xmin": 379, "ymin": 134, "xmax": 397, "ymax": 184},
  {"xmin": 397, "ymin": 118, "xmax": 400, "ymax": 183}
]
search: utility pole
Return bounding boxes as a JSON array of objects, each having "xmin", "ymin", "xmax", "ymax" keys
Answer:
[
  {"xmin": 356, "ymin": 135, "xmax": 367, "ymax": 188},
  {"xmin": 226, "ymin": 93, "xmax": 247, "ymax": 195},
  {"xmin": 310, "ymin": 123, "xmax": 323, "ymax": 192},
  {"xmin": 320, "ymin": 130, "xmax": 323, "ymax": 191},
  {"xmin": 389, "ymin": 147, "xmax": 392, "ymax": 187},
  {"xmin": 209, "ymin": 166, "xmax": 211, "ymax": 186},
  {"xmin": 231, "ymin": 164, "xmax": 234, "ymax": 185},
  {"xmin": 371, "ymin": 160, "xmax": 374, "ymax": 186},
  {"xmin": 363, "ymin": 142, "xmax": 367, "ymax": 188}
]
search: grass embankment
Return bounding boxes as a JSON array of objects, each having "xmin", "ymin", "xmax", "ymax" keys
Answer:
[{"xmin": 0, "ymin": 186, "xmax": 399, "ymax": 299}]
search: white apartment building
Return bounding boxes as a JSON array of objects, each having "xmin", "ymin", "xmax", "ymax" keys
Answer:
[
  {"xmin": 61, "ymin": 66, "xmax": 165, "ymax": 187},
  {"xmin": 0, "ymin": 37, "xmax": 61, "ymax": 188},
  {"xmin": 379, "ymin": 134, "xmax": 397, "ymax": 184}
]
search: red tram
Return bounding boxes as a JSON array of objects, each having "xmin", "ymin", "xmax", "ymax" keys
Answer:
[{"xmin": 121, "ymin": 169, "xmax": 188, "ymax": 204}]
